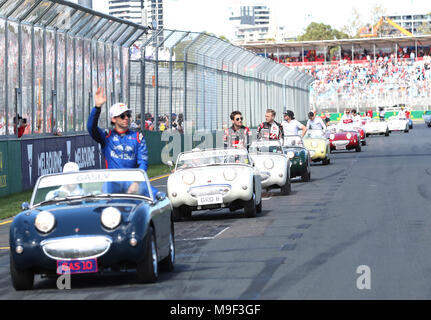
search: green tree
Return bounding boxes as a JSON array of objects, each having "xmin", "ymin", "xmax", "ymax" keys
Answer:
[{"xmin": 297, "ymin": 22, "xmax": 350, "ymax": 41}]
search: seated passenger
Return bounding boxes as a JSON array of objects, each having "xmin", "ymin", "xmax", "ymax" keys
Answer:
[{"xmin": 45, "ymin": 162, "xmax": 83, "ymax": 200}]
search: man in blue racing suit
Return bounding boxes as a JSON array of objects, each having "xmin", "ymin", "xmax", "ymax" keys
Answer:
[{"xmin": 87, "ymin": 88, "xmax": 159, "ymax": 197}]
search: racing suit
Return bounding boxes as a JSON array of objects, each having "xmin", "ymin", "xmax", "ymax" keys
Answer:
[
  {"xmin": 223, "ymin": 125, "xmax": 252, "ymax": 149},
  {"xmin": 339, "ymin": 114, "xmax": 354, "ymax": 131},
  {"xmin": 257, "ymin": 121, "xmax": 284, "ymax": 141},
  {"xmin": 87, "ymin": 107, "xmax": 158, "ymax": 197}
]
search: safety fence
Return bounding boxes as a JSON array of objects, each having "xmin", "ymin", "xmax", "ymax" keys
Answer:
[{"xmin": 128, "ymin": 29, "xmax": 314, "ymax": 132}]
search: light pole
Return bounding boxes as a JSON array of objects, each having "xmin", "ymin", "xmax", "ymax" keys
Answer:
[{"xmin": 141, "ymin": 0, "xmax": 147, "ymax": 26}]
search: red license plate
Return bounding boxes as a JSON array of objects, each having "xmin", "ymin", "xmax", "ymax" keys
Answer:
[{"xmin": 57, "ymin": 258, "xmax": 98, "ymax": 275}]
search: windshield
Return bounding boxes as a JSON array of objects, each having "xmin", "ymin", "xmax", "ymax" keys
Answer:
[
  {"xmin": 283, "ymin": 135, "xmax": 304, "ymax": 148},
  {"xmin": 305, "ymin": 129, "xmax": 325, "ymax": 138},
  {"xmin": 176, "ymin": 148, "xmax": 251, "ymax": 170},
  {"xmin": 31, "ymin": 170, "xmax": 153, "ymax": 206},
  {"xmin": 249, "ymin": 141, "xmax": 283, "ymax": 154}
]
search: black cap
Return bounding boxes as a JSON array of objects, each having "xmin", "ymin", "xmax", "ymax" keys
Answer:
[
  {"xmin": 284, "ymin": 110, "xmax": 295, "ymax": 119},
  {"xmin": 308, "ymin": 112, "xmax": 314, "ymax": 118}
]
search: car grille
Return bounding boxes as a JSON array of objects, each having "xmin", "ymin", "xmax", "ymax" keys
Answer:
[
  {"xmin": 188, "ymin": 185, "xmax": 231, "ymax": 198},
  {"xmin": 41, "ymin": 236, "xmax": 112, "ymax": 260},
  {"xmin": 333, "ymin": 140, "xmax": 349, "ymax": 147}
]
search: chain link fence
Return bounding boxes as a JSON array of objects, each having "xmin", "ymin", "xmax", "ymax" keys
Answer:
[{"xmin": 129, "ymin": 29, "xmax": 314, "ymax": 132}]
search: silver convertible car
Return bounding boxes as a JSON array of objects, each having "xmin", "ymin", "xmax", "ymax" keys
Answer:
[
  {"xmin": 167, "ymin": 148, "xmax": 262, "ymax": 220},
  {"xmin": 248, "ymin": 140, "xmax": 292, "ymax": 195}
]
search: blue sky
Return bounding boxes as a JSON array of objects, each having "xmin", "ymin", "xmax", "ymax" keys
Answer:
[{"xmin": 92, "ymin": 0, "xmax": 430, "ymax": 39}]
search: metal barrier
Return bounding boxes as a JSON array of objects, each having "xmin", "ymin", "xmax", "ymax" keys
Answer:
[
  {"xmin": 0, "ymin": 0, "xmax": 147, "ymax": 138},
  {"xmin": 129, "ymin": 30, "xmax": 314, "ymax": 132}
]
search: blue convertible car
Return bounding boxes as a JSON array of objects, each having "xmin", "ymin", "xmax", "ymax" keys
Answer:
[{"xmin": 9, "ymin": 169, "xmax": 174, "ymax": 290}]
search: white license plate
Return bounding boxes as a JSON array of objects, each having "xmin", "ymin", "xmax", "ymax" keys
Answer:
[
  {"xmin": 336, "ymin": 145, "xmax": 346, "ymax": 150},
  {"xmin": 197, "ymin": 194, "xmax": 223, "ymax": 206}
]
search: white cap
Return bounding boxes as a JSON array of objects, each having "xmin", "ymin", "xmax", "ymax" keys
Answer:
[
  {"xmin": 63, "ymin": 162, "xmax": 80, "ymax": 173},
  {"xmin": 109, "ymin": 103, "xmax": 131, "ymax": 118}
]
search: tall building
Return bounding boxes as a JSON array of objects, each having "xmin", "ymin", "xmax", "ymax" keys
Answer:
[
  {"xmin": 229, "ymin": 4, "xmax": 291, "ymax": 45},
  {"xmin": 386, "ymin": 13, "xmax": 431, "ymax": 35},
  {"xmin": 109, "ymin": 0, "xmax": 163, "ymax": 29}
]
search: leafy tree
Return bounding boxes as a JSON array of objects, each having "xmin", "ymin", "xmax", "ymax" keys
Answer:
[{"xmin": 297, "ymin": 22, "xmax": 350, "ymax": 41}]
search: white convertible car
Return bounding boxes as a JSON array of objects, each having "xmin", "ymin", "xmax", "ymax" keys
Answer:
[
  {"xmin": 387, "ymin": 116, "xmax": 409, "ymax": 133},
  {"xmin": 167, "ymin": 148, "xmax": 262, "ymax": 220},
  {"xmin": 364, "ymin": 118, "xmax": 390, "ymax": 136},
  {"xmin": 248, "ymin": 140, "xmax": 291, "ymax": 195}
]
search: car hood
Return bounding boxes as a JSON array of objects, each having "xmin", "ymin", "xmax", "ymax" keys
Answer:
[{"xmin": 20, "ymin": 200, "xmax": 141, "ymax": 235}]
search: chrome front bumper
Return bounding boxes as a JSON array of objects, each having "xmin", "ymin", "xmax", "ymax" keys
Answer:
[{"xmin": 41, "ymin": 236, "xmax": 112, "ymax": 260}]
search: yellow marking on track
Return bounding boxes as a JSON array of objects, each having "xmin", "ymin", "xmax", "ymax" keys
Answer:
[
  {"xmin": 0, "ymin": 247, "xmax": 9, "ymax": 250},
  {"xmin": 0, "ymin": 220, "xmax": 12, "ymax": 226},
  {"xmin": 150, "ymin": 174, "xmax": 170, "ymax": 182}
]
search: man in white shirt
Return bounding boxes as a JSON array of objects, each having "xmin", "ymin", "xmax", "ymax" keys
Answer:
[
  {"xmin": 282, "ymin": 110, "xmax": 307, "ymax": 137},
  {"xmin": 306, "ymin": 112, "xmax": 326, "ymax": 131},
  {"xmin": 45, "ymin": 162, "xmax": 83, "ymax": 200},
  {"xmin": 351, "ymin": 109, "xmax": 362, "ymax": 127}
]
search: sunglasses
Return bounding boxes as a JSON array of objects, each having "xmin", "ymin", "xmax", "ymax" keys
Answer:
[
  {"xmin": 117, "ymin": 111, "xmax": 132, "ymax": 119},
  {"xmin": 235, "ymin": 117, "xmax": 243, "ymax": 121}
]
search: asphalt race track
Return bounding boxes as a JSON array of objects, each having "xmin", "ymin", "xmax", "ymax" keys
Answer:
[{"xmin": 1, "ymin": 123, "xmax": 431, "ymax": 299}]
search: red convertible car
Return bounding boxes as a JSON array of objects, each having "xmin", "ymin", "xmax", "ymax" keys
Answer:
[{"xmin": 327, "ymin": 126, "xmax": 362, "ymax": 153}]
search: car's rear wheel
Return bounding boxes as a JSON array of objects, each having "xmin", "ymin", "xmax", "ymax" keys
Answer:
[
  {"xmin": 322, "ymin": 157, "xmax": 329, "ymax": 165},
  {"xmin": 355, "ymin": 144, "xmax": 361, "ymax": 152},
  {"xmin": 404, "ymin": 127, "xmax": 409, "ymax": 133},
  {"xmin": 280, "ymin": 178, "xmax": 291, "ymax": 195},
  {"xmin": 244, "ymin": 193, "xmax": 257, "ymax": 218},
  {"xmin": 159, "ymin": 222, "xmax": 175, "ymax": 272},
  {"xmin": 361, "ymin": 140, "xmax": 366, "ymax": 146},
  {"xmin": 136, "ymin": 226, "xmax": 158, "ymax": 283},
  {"xmin": 10, "ymin": 253, "xmax": 34, "ymax": 291},
  {"xmin": 385, "ymin": 130, "xmax": 390, "ymax": 136}
]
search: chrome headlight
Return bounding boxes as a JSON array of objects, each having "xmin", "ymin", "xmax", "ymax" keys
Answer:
[
  {"xmin": 182, "ymin": 171, "xmax": 196, "ymax": 185},
  {"xmin": 346, "ymin": 133, "xmax": 352, "ymax": 139},
  {"xmin": 311, "ymin": 141, "xmax": 318, "ymax": 148},
  {"xmin": 35, "ymin": 211, "xmax": 56, "ymax": 234},
  {"xmin": 329, "ymin": 134, "xmax": 335, "ymax": 140},
  {"xmin": 264, "ymin": 158, "xmax": 274, "ymax": 169},
  {"xmin": 101, "ymin": 207, "xmax": 122, "ymax": 230},
  {"xmin": 287, "ymin": 151, "xmax": 295, "ymax": 159},
  {"xmin": 223, "ymin": 168, "xmax": 237, "ymax": 181}
]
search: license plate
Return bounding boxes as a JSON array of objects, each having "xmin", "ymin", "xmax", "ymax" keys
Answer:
[
  {"xmin": 56, "ymin": 258, "xmax": 98, "ymax": 275},
  {"xmin": 197, "ymin": 194, "xmax": 223, "ymax": 206},
  {"xmin": 336, "ymin": 145, "xmax": 346, "ymax": 150}
]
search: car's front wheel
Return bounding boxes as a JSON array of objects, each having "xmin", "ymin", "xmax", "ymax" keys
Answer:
[
  {"xmin": 10, "ymin": 253, "xmax": 34, "ymax": 291},
  {"xmin": 173, "ymin": 206, "xmax": 192, "ymax": 221},
  {"xmin": 280, "ymin": 178, "xmax": 291, "ymax": 195},
  {"xmin": 355, "ymin": 144, "xmax": 362, "ymax": 152},
  {"xmin": 301, "ymin": 165, "xmax": 311, "ymax": 182},
  {"xmin": 159, "ymin": 221, "xmax": 175, "ymax": 272},
  {"xmin": 136, "ymin": 226, "xmax": 158, "ymax": 283},
  {"xmin": 244, "ymin": 194, "xmax": 257, "ymax": 218}
]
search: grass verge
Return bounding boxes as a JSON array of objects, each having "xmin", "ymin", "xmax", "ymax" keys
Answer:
[{"xmin": 0, "ymin": 164, "xmax": 171, "ymax": 221}]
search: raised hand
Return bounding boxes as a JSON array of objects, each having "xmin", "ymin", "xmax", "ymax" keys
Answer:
[{"xmin": 95, "ymin": 88, "xmax": 107, "ymax": 108}]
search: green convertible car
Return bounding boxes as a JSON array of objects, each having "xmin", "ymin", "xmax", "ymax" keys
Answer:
[{"xmin": 283, "ymin": 135, "xmax": 311, "ymax": 182}]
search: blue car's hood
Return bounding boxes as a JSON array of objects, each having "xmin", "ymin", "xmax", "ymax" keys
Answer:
[{"xmin": 19, "ymin": 199, "xmax": 144, "ymax": 237}]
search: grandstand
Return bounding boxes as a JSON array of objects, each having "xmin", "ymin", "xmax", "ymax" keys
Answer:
[{"xmin": 243, "ymin": 35, "xmax": 431, "ymax": 113}]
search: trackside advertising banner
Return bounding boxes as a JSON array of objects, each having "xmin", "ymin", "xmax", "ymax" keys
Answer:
[{"xmin": 21, "ymin": 135, "xmax": 104, "ymax": 190}]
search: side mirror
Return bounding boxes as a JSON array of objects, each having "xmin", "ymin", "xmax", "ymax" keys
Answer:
[
  {"xmin": 22, "ymin": 202, "xmax": 30, "ymax": 211},
  {"xmin": 155, "ymin": 192, "xmax": 166, "ymax": 202}
]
